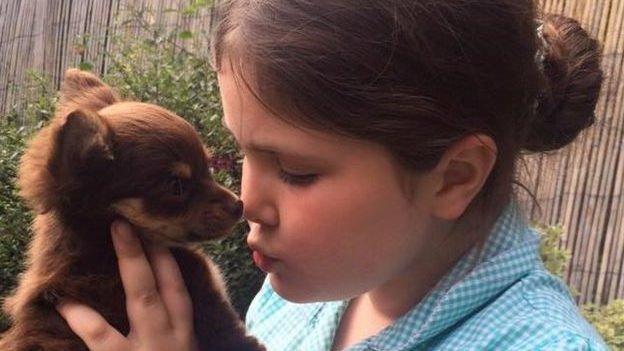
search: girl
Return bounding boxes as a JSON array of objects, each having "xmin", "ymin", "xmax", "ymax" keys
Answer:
[{"xmin": 58, "ymin": 0, "xmax": 608, "ymax": 350}]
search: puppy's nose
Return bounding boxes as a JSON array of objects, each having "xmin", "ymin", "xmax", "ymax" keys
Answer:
[{"xmin": 226, "ymin": 200, "xmax": 244, "ymax": 218}]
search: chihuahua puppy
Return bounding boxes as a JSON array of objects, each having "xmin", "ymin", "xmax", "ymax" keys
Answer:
[{"xmin": 0, "ymin": 69, "xmax": 264, "ymax": 351}]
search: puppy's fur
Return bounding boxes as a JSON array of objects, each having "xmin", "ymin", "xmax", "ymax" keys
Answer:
[{"xmin": 0, "ymin": 69, "xmax": 264, "ymax": 351}]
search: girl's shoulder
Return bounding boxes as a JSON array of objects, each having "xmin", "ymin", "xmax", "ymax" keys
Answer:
[
  {"xmin": 244, "ymin": 268, "xmax": 609, "ymax": 351},
  {"xmin": 434, "ymin": 266, "xmax": 609, "ymax": 350}
]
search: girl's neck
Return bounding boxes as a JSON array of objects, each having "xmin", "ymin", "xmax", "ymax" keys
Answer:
[
  {"xmin": 332, "ymin": 220, "xmax": 479, "ymax": 351},
  {"xmin": 366, "ymin": 222, "xmax": 476, "ymax": 319}
]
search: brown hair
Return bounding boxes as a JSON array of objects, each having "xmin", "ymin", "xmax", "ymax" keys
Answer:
[{"xmin": 210, "ymin": 1, "xmax": 603, "ymax": 241}]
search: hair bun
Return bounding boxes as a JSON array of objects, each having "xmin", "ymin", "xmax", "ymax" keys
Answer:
[{"xmin": 524, "ymin": 13, "xmax": 603, "ymax": 153}]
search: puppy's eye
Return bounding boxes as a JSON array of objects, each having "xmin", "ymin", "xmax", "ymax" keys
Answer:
[{"xmin": 167, "ymin": 176, "xmax": 187, "ymax": 197}]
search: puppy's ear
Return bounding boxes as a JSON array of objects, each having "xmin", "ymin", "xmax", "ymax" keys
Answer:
[
  {"xmin": 46, "ymin": 109, "xmax": 115, "ymax": 210},
  {"xmin": 18, "ymin": 109, "xmax": 114, "ymax": 214},
  {"xmin": 52, "ymin": 109, "xmax": 114, "ymax": 179},
  {"xmin": 59, "ymin": 68, "xmax": 120, "ymax": 112}
]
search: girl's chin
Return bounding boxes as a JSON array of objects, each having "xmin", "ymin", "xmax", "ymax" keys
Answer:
[
  {"xmin": 269, "ymin": 274, "xmax": 354, "ymax": 303},
  {"xmin": 269, "ymin": 274, "xmax": 316, "ymax": 303}
]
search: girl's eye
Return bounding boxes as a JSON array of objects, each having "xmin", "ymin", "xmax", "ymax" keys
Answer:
[{"xmin": 278, "ymin": 169, "xmax": 318, "ymax": 186}]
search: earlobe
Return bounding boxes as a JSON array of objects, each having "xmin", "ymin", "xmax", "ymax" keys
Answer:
[{"xmin": 432, "ymin": 134, "xmax": 497, "ymax": 220}]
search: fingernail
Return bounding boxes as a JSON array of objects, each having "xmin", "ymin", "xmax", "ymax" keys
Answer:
[
  {"xmin": 112, "ymin": 220, "xmax": 133, "ymax": 243},
  {"xmin": 55, "ymin": 299, "xmax": 69, "ymax": 315}
]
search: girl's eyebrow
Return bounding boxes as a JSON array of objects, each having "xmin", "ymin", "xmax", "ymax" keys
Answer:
[{"xmin": 220, "ymin": 118, "xmax": 329, "ymax": 163}]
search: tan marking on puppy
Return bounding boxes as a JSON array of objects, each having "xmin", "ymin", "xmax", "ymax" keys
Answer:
[
  {"xmin": 112, "ymin": 198, "xmax": 189, "ymax": 244},
  {"xmin": 171, "ymin": 162, "xmax": 192, "ymax": 179}
]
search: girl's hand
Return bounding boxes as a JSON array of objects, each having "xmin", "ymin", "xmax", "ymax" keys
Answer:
[{"xmin": 56, "ymin": 220, "xmax": 199, "ymax": 351}]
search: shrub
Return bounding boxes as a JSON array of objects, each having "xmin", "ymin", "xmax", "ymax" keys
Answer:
[
  {"xmin": 534, "ymin": 222, "xmax": 572, "ymax": 280},
  {"xmin": 536, "ymin": 222, "xmax": 623, "ymax": 350},
  {"xmin": 0, "ymin": 70, "xmax": 57, "ymax": 331},
  {"xmin": 582, "ymin": 300, "xmax": 624, "ymax": 350},
  {"xmin": 0, "ymin": 123, "xmax": 31, "ymax": 331}
]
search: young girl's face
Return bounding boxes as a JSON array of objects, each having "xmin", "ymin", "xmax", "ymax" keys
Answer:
[{"xmin": 218, "ymin": 68, "xmax": 444, "ymax": 303}]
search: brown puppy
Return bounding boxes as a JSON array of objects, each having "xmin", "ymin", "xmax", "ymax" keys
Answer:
[{"xmin": 0, "ymin": 69, "xmax": 264, "ymax": 351}]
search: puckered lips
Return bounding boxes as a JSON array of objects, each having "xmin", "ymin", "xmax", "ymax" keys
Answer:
[{"xmin": 248, "ymin": 243, "xmax": 278, "ymax": 273}]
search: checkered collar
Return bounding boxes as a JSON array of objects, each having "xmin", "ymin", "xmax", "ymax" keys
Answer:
[{"xmin": 356, "ymin": 199, "xmax": 542, "ymax": 351}]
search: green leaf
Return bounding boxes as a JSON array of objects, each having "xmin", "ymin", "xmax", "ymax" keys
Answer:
[
  {"xmin": 78, "ymin": 61, "xmax": 94, "ymax": 71},
  {"xmin": 179, "ymin": 30, "xmax": 193, "ymax": 40}
]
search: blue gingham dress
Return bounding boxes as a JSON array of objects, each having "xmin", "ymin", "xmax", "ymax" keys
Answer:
[{"xmin": 245, "ymin": 200, "xmax": 609, "ymax": 350}]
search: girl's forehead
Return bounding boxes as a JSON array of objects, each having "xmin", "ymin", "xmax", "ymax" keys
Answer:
[
  {"xmin": 218, "ymin": 69, "xmax": 356, "ymax": 152},
  {"xmin": 221, "ymin": 106, "xmax": 350, "ymax": 164},
  {"xmin": 221, "ymin": 91, "xmax": 382, "ymax": 163}
]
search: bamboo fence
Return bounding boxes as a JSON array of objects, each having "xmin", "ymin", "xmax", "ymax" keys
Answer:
[
  {"xmin": 517, "ymin": 0, "xmax": 624, "ymax": 305},
  {"xmin": 0, "ymin": 0, "xmax": 622, "ymax": 305}
]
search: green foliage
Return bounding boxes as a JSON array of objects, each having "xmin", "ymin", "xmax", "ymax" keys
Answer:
[
  {"xmin": 4, "ymin": 70, "xmax": 57, "ymax": 129},
  {"xmin": 182, "ymin": 0, "xmax": 214, "ymax": 16},
  {"xmin": 0, "ymin": 70, "xmax": 60, "ymax": 332},
  {"xmin": 0, "ymin": 123, "xmax": 32, "ymax": 331},
  {"xmin": 582, "ymin": 300, "xmax": 624, "ymax": 350},
  {"xmin": 535, "ymin": 222, "xmax": 623, "ymax": 349},
  {"xmin": 534, "ymin": 222, "xmax": 571, "ymax": 279},
  {"xmin": 535, "ymin": 223, "xmax": 579, "ymax": 298}
]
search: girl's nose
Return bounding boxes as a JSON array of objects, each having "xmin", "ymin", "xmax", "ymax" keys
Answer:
[
  {"xmin": 240, "ymin": 162, "xmax": 279, "ymax": 227},
  {"xmin": 241, "ymin": 188, "xmax": 279, "ymax": 227}
]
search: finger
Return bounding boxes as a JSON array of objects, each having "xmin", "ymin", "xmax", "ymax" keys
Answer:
[
  {"xmin": 56, "ymin": 301, "xmax": 127, "ymax": 351},
  {"xmin": 145, "ymin": 244, "xmax": 194, "ymax": 333},
  {"xmin": 111, "ymin": 220, "xmax": 171, "ymax": 335}
]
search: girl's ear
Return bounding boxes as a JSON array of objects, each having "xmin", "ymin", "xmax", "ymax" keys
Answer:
[
  {"xmin": 59, "ymin": 68, "xmax": 120, "ymax": 112},
  {"xmin": 431, "ymin": 134, "xmax": 498, "ymax": 220}
]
